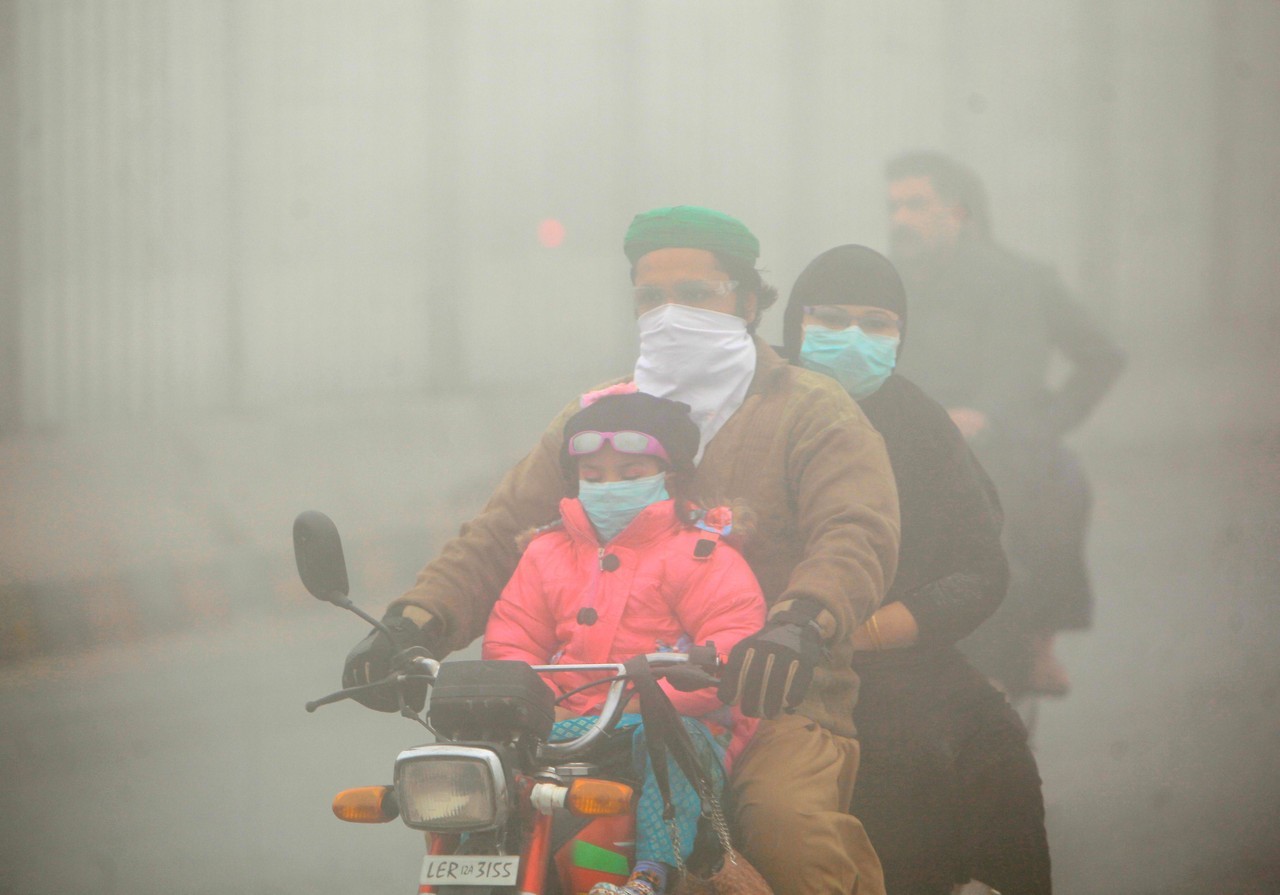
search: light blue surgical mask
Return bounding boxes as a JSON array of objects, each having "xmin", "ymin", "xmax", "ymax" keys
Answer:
[
  {"xmin": 799, "ymin": 325, "xmax": 900, "ymax": 400},
  {"xmin": 578, "ymin": 472, "xmax": 670, "ymax": 543}
]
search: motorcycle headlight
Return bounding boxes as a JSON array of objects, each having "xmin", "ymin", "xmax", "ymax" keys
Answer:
[{"xmin": 394, "ymin": 745, "xmax": 509, "ymax": 832}]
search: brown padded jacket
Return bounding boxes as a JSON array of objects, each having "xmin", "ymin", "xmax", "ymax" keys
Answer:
[{"xmin": 391, "ymin": 338, "xmax": 900, "ymax": 736}]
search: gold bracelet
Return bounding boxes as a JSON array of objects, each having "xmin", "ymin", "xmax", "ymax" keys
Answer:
[{"xmin": 866, "ymin": 614, "xmax": 884, "ymax": 651}]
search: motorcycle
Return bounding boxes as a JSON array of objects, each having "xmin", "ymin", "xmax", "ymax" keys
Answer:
[{"xmin": 293, "ymin": 510, "xmax": 723, "ymax": 895}]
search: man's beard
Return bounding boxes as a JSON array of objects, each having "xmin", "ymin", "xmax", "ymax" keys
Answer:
[
  {"xmin": 889, "ymin": 227, "xmax": 953, "ymax": 284},
  {"xmin": 888, "ymin": 226, "xmax": 928, "ymax": 263}
]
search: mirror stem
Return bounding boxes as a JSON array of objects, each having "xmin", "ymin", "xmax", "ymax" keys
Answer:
[{"xmin": 330, "ymin": 595, "xmax": 395, "ymax": 638}]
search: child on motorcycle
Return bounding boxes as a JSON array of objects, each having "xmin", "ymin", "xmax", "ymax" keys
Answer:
[{"xmin": 483, "ymin": 389, "xmax": 765, "ymax": 895}]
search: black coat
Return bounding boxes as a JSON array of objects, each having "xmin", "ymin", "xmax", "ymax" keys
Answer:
[
  {"xmin": 856, "ymin": 373, "xmax": 1007, "ymax": 647},
  {"xmin": 851, "ymin": 374, "xmax": 1050, "ymax": 895}
]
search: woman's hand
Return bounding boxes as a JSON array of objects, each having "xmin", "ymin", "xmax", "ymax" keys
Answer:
[
  {"xmin": 852, "ymin": 602, "xmax": 920, "ymax": 651},
  {"xmin": 947, "ymin": 407, "xmax": 989, "ymax": 440}
]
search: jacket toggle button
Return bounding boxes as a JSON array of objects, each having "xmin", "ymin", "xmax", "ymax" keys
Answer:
[
  {"xmin": 600, "ymin": 554, "xmax": 621, "ymax": 572},
  {"xmin": 577, "ymin": 607, "xmax": 599, "ymax": 626}
]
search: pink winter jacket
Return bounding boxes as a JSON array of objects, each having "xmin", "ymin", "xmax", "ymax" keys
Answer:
[{"xmin": 482, "ymin": 497, "xmax": 765, "ymax": 767}]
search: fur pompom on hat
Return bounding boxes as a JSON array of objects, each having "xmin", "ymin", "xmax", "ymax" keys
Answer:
[{"xmin": 579, "ymin": 380, "xmax": 638, "ymax": 407}]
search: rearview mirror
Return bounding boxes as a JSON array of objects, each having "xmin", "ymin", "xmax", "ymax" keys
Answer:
[{"xmin": 293, "ymin": 511, "xmax": 350, "ymax": 603}]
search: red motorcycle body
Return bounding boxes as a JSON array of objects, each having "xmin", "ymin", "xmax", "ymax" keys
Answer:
[{"xmin": 553, "ymin": 813, "xmax": 635, "ymax": 895}]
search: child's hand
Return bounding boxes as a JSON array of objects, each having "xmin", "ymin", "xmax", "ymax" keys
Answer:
[{"xmin": 554, "ymin": 705, "xmax": 577, "ymax": 722}]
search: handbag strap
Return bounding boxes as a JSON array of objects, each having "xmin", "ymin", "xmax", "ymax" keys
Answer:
[{"xmin": 625, "ymin": 656, "xmax": 737, "ymax": 869}]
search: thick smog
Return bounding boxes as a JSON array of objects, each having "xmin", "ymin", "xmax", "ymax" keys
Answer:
[{"xmin": 0, "ymin": 3, "xmax": 1277, "ymax": 895}]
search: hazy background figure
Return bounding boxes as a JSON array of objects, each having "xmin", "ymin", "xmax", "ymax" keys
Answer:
[
  {"xmin": 884, "ymin": 150, "xmax": 1126, "ymax": 702},
  {"xmin": 1, "ymin": 3, "xmax": 1278, "ymax": 895}
]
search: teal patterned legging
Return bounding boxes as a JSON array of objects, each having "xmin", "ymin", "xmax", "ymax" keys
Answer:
[{"xmin": 550, "ymin": 713, "xmax": 728, "ymax": 866}]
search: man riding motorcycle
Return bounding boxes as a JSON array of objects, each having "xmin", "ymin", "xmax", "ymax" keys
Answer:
[{"xmin": 344, "ymin": 206, "xmax": 900, "ymax": 895}]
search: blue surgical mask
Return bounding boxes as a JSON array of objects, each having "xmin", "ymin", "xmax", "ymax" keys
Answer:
[
  {"xmin": 799, "ymin": 325, "xmax": 900, "ymax": 400},
  {"xmin": 578, "ymin": 472, "xmax": 670, "ymax": 543}
]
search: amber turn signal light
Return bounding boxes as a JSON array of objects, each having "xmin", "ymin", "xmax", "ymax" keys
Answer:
[
  {"xmin": 332, "ymin": 786, "xmax": 399, "ymax": 823},
  {"xmin": 566, "ymin": 779, "xmax": 634, "ymax": 816}
]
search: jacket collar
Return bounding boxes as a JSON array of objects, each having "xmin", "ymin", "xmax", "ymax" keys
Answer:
[
  {"xmin": 559, "ymin": 497, "xmax": 683, "ymax": 549},
  {"xmin": 745, "ymin": 335, "xmax": 791, "ymax": 398}
]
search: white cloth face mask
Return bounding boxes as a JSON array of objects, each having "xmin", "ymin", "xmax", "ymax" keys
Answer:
[{"xmin": 633, "ymin": 303, "xmax": 757, "ymax": 462}]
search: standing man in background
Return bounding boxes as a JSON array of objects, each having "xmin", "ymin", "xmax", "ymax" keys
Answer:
[{"xmin": 883, "ymin": 151, "xmax": 1125, "ymax": 700}]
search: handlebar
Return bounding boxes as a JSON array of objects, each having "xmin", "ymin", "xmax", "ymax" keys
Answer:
[
  {"xmin": 307, "ymin": 651, "xmax": 719, "ymax": 758},
  {"xmin": 534, "ymin": 651, "xmax": 719, "ymax": 759},
  {"xmin": 533, "ymin": 661, "xmax": 629, "ymax": 760}
]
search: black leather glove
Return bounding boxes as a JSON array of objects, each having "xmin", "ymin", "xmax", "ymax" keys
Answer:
[
  {"xmin": 718, "ymin": 600, "xmax": 825, "ymax": 719},
  {"xmin": 342, "ymin": 614, "xmax": 443, "ymax": 712}
]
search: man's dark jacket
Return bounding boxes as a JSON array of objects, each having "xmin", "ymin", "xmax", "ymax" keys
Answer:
[{"xmin": 895, "ymin": 233, "xmax": 1125, "ymax": 647}]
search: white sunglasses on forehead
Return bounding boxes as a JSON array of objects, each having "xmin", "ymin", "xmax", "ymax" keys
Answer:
[{"xmin": 567, "ymin": 430, "xmax": 671, "ymax": 463}]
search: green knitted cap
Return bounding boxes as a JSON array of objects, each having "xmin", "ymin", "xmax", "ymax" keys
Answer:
[{"xmin": 623, "ymin": 206, "xmax": 760, "ymax": 267}]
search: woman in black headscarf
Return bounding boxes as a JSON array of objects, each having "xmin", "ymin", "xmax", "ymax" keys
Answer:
[{"xmin": 783, "ymin": 245, "xmax": 1051, "ymax": 895}]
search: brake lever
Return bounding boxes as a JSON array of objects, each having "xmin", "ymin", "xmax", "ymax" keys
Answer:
[
  {"xmin": 663, "ymin": 665, "xmax": 720, "ymax": 692},
  {"xmin": 304, "ymin": 680, "xmax": 385, "ymax": 712},
  {"xmin": 304, "ymin": 672, "xmax": 435, "ymax": 713},
  {"xmin": 660, "ymin": 641, "xmax": 722, "ymax": 692},
  {"xmin": 686, "ymin": 642, "xmax": 720, "ymax": 670}
]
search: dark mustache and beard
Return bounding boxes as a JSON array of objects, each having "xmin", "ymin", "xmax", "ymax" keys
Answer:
[
  {"xmin": 888, "ymin": 225, "xmax": 927, "ymax": 261},
  {"xmin": 888, "ymin": 225, "xmax": 954, "ymax": 288}
]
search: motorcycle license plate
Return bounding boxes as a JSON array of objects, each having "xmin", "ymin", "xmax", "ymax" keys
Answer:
[{"xmin": 419, "ymin": 855, "xmax": 520, "ymax": 887}]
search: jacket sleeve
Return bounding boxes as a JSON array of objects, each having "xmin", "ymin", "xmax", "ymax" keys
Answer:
[
  {"xmin": 968, "ymin": 263, "xmax": 1124, "ymax": 438},
  {"xmin": 663, "ymin": 546, "xmax": 767, "ymax": 717},
  {"xmin": 964, "ymin": 293, "xmax": 1048, "ymax": 425},
  {"xmin": 897, "ymin": 429, "xmax": 1009, "ymax": 645},
  {"xmin": 782, "ymin": 378, "xmax": 901, "ymax": 642},
  {"xmin": 1039, "ymin": 279, "xmax": 1126, "ymax": 437},
  {"xmin": 390, "ymin": 399, "xmax": 580, "ymax": 652},
  {"xmin": 481, "ymin": 541, "xmax": 562, "ymax": 666}
]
